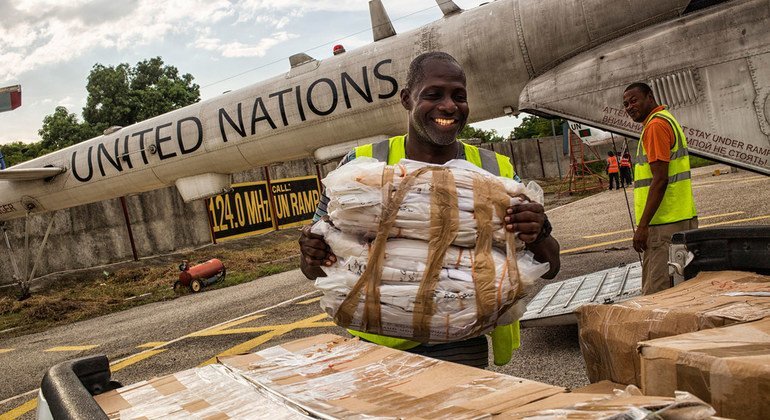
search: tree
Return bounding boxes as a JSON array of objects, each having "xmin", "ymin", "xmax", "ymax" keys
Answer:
[
  {"xmin": 512, "ymin": 115, "xmax": 564, "ymax": 140},
  {"xmin": 38, "ymin": 106, "xmax": 97, "ymax": 152},
  {"xmin": 82, "ymin": 57, "xmax": 200, "ymax": 129},
  {"xmin": 458, "ymin": 125, "xmax": 504, "ymax": 143},
  {"xmin": 0, "ymin": 141, "xmax": 45, "ymax": 167},
  {"xmin": 29, "ymin": 56, "xmax": 201, "ymax": 163}
]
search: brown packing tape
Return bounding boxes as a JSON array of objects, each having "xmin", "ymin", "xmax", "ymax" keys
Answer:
[
  {"xmin": 471, "ymin": 174, "xmax": 498, "ymax": 330},
  {"xmin": 412, "ymin": 169, "xmax": 459, "ymax": 341},
  {"xmin": 182, "ymin": 399, "xmax": 211, "ymax": 413},
  {"xmin": 94, "ymin": 390, "xmax": 133, "ymax": 414},
  {"xmin": 381, "ymin": 165, "xmax": 394, "ymax": 211},
  {"xmin": 490, "ymin": 184, "xmax": 523, "ymax": 301},
  {"xmin": 334, "ymin": 166, "xmax": 433, "ymax": 332},
  {"xmin": 149, "ymin": 374, "xmax": 187, "ymax": 396},
  {"xmin": 216, "ymin": 352, "xmax": 265, "ymax": 369},
  {"xmin": 388, "ymin": 362, "xmax": 493, "ymax": 398}
]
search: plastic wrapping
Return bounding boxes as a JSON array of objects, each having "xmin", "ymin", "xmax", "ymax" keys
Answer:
[
  {"xmin": 96, "ymin": 334, "xmax": 716, "ymax": 419},
  {"xmin": 219, "ymin": 334, "xmax": 565, "ymax": 419},
  {"xmin": 315, "ymin": 158, "xmax": 550, "ymax": 343},
  {"xmin": 506, "ymin": 385, "xmax": 715, "ymax": 419},
  {"xmin": 323, "ymin": 158, "xmax": 541, "ymax": 247},
  {"xmin": 314, "ymin": 221, "xmax": 548, "ymax": 342},
  {"xmin": 94, "ymin": 364, "xmax": 308, "ymax": 419},
  {"xmin": 577, "ymin": 270, "xmax": 770, "ymax": 387}
]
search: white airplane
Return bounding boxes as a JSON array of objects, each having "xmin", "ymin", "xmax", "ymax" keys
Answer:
[
  {"xmin": 11, "ymin": 0, "xmax": 769, "ymax": 414},
  {"xmin": 2, "ymin": 0, "xmax": 768, "ymax": 225}
]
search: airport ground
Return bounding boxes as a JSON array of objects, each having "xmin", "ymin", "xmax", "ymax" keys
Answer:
[{"xmin": 1, "ymin": 164, "xmax": 769, "ymax": 418}]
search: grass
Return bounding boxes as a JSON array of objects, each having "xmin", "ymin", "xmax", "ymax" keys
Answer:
[{"xmin": 0, "ymin": 229, "xmax": 301, "ymax": 338}]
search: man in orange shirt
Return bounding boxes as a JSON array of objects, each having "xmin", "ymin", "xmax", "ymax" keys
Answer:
[
  {"xmin": 623, "ymin": 82, "xmax": 697, "ymax": 294},
  {"xmin": 606, "ymin": 151, "xmax": 620, "ymax": 190}
]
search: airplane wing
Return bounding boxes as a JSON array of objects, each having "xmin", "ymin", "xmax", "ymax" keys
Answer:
[
  {"xmin": 0, "ymin": 167, "xmax": 66, "ymax": 181},
  {"xmin": 518, "ymin": 0, "xmax": 770, "ymax": 175}
]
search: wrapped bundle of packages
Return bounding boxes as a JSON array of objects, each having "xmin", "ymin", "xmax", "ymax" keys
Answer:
[{"xmin": 313, "ymin": 157, "xmax": 550, "ymax": 343}]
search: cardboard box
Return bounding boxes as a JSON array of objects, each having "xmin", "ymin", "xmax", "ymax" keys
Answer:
[
  {"xmin": 97, "ymin": 334, "xmax": 563, "ymax": 418},
  {"xmin": 218, "ymin": 334, "xmax": 564, "ymax": 418},
  {"xmin": 500, "ymin": 389, "xmax": 715, "ymax": 419},
  {"xmin": 639, "ymin": 317, "xmax": 770, "ymax": 420},
  {"xmin": 576, "ymin": 270, "xmax": 770, "ymax": 386},
  {"xmin": 96, "ymin": 334, "xmax": 717, "ymax": 419}
]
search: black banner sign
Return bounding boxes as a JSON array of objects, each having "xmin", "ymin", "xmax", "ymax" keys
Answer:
[
  {"xmin": 271, "ymin": 176, "xmax": 321, "ymax": 229},
  {"xmin": 207, "ymin": 182, "xmax": 274, "ymax": 241}
]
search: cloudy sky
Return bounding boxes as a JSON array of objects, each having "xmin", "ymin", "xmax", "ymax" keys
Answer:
[{"xmin": 0, "ymin": 0, "xmax": 525, "ymax": 145}]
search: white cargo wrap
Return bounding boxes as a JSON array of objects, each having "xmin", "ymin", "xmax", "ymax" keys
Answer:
[{"xmin": 314, "ymin": 158, "xmax": 549, "ymax": 343}]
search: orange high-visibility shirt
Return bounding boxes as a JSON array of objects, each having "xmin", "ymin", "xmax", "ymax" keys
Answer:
[
  {"xmin": 607, "ymin": 156, "xmax": 619, "ymax": 173},
  {"xmin": 642, "ymin": 105, "xmax": 676, "ymax": 163}
]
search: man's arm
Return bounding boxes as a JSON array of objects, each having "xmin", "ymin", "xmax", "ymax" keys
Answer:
[
  {"xmin": 633, "ymin": 160, "xmax": 669, "ymax": 252},
  {"xmin": 505, "ymin": 203, "xmax": 560, "ymax": 279}
]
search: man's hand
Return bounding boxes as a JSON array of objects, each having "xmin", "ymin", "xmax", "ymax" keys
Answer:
[
  {"xmin": 504, "ymin": 203, "xmax": 545, "ymax": 243},
  {"xmin": 299, "ymin": 225, "xmax": 336, "ymax": 267},
  {"xmin": 633, "ymin": 225, "xmax": 649, "ymax": 252}
]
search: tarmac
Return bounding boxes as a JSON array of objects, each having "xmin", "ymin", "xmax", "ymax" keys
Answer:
[{"xmin": 2, "ymin": 164, "xmax": 769, "ymax": 417}]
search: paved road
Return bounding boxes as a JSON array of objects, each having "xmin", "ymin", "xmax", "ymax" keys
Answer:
[{"xmin": 2, "ymin": 164, "xmax": 769, "ymax": 418}]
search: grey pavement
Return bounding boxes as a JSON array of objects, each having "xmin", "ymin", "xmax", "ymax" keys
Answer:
[{"xmin": 2, "ymin": 164, "xmax": 769, "ymax": 417}]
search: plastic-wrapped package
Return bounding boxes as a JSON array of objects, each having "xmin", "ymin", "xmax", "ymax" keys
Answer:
[
  {"xmin": 314, "ymin": 158, "xmax": 550, "ymax": 343},
  {"xmin": 324, "ymin": 158, "xmax": 541, "ymax": 247}
]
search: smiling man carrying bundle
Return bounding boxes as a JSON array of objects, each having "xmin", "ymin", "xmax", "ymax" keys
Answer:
[{"xmin": 299, "ymin": 52, "xmax": 560, "ymax": 368}]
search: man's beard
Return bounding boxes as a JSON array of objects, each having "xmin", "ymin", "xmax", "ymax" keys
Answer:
[{"xmin": 412, "ymin": 117, "xmax": 459, "ymax": 146}]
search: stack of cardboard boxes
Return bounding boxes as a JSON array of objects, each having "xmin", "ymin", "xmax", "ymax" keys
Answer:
[
  {"xmin": 95, "ymin": 334, "xmax": 715, "ymax": 419},
  {"xmin": 577, "ymin": 270, "xmax": 770, "ymax": 419}
]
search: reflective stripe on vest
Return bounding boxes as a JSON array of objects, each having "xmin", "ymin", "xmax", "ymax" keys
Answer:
[
  {"xmin": 633, "ymin": 109, "xmax": 697, "ymax": 225},
  {"xmin": 620, "ymin": 157, "xmax": 631, "ymax": 168},
  {"xmin": 356, "ymin": 135, "xmax": 515, "ymax": 178},
  {"xmin": 352, "ymin": 134, "xmax": 519, "ymax": 365}
]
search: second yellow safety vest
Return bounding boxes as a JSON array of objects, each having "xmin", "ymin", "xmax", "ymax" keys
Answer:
[
  {"xmin": 633, "ymin": 108, "xmax": 697, "ymax": 225},
  {"xmin": 351, "ymin": 135, "xmax": 519, "ymax": 366}
]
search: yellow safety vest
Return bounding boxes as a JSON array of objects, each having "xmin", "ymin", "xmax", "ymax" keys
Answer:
[
  {"xmin": 633, "ymin": 108, "xmax": 697, "ymax": 225},
  {"xmin": 352, "ymin": 135, "xmax": 519, "ymax": 366}
]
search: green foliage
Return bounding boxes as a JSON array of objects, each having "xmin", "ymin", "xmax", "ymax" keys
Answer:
[
  {"xmin": 512, "ymin": 115, "xmax": 564, "ymax": 140},
  {"xmin": 458, "ymin": 125, "xmax": 504, "ymax": 143},
  {"xmin": 5, "ymin": 57, "xmax": 201, "ymax": 167},
  {"xmin": 82, "ymin": 57, "xmax": 200, "ymax": 127},
  {"xmin": 38, "ymin": 106, "xmax": 98, "ymax": 151},
  {"xmin": 0, "ymin": 142, "xmax": 45, "ymax": 166}
]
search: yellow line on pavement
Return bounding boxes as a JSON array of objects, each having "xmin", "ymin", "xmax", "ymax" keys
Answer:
[
  {"xmin": 297, "ymin": 296, "xmax": 321, "ymax": 305},
  {"xmin": 198, "ymin": 313, "xmax": 334, "ymax": 367},
  {"xmin": 111, "ymin": 350, "xmax": 167, "ymax": 372},
  {"xmin": 701, "ymin": 214, "xmax": 770, "ymax": 228},
  {"xmin": 0, "ymin": 398, "xmax": 37, "ymax": 420},
  {"xmin": 582, "ymin": 211, "xmax": 745, "ymax": 239},
  {"xmin": 188, "ymin": 314, "xmax": 266, "ymax": 337},
  {"xmin": 192, "ymin": 325, "xmax": 277, "ymax": 336},
  {"xmin": 45, "ymin": 345, "xmax": 98, "ymax": 352},
  {"xmin": 693, "ymin": 175, "xmax": 766, "ymax": 188},
  {"xmin": 136, "ymin": 342, "xmax": 168, "ymax": 349},
  {"xmin": 0, "ymin": 349, "xmax": 13, "ymax": 354},
  {"xmin": 564, "ymin": 214, "xmax": 770, "ymax": 254}
]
